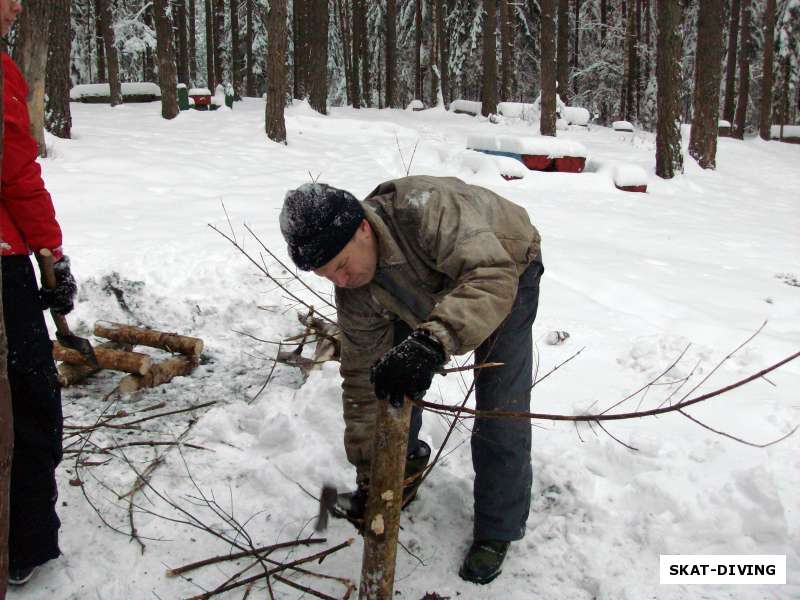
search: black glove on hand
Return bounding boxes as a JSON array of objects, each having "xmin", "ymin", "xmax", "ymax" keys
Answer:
[
  {"xmin": 371, "ymin": 329, "xmax": 446, "ymax": 402},
  {"xmin": 40, "ymin": 255, "xmax": 78, "ymax": 315}
]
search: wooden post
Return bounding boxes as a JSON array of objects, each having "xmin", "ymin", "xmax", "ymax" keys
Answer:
[
  {"xmin": 358, "ymin": 395, "xmax": 411, "ymax": 599},
  {"xmin": 53, "ymin": 342, "xmax": 152, "ymax": 375},
  {"xmin": 118, "ymin": 356, "xmax": 198, "ymax": 394},
  {"xmin": 93, "ymin": 321, "xmax": 203, "ymax": 356}
]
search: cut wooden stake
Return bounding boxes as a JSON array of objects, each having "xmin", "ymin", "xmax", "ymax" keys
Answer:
[
  {"xmin": 118, "ymin": 356, "xmax": 198, "ymax": 394},
  {"xmin": 94, "ymin": 321, "xmax": 204, "ymax": 356},
  {"xmin": 57, "ymin": 341, "xmax": 133, "ymax": 386},
  {"xmin": 359, "ymin": 395, "xmax": 412, "ymax": 599},
  {"xmin": 54, "ymin": 342, "xmax": 151, "ymax": 375}
]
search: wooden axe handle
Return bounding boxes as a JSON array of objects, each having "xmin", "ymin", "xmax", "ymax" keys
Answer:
[{"xmin": 36, "ymin": 249, "xmax": 71, "ymax": 337}]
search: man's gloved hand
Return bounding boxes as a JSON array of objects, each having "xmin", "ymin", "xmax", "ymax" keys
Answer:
[
  {"xmin": 371, "ymin": 329, "xmax": 446, "ymax": 402},
  {"xmin": 39, "ymin": 255, "xmax": 78, "ymax": 315}
]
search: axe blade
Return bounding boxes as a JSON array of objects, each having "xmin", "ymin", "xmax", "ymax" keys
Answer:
[{"xmin": 56, "ymin": 330, "xmax": 99, "ymax": 368}]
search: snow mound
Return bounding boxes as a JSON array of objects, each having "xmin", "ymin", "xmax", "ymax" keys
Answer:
[
  {"xmin": 563, "ymin": 106, "xmax": 591, "ymax": 126},
  {"xmin": 613, "ymin": 120, "xmax": 634, "ymax": 132},
  {"xmin": 494, "ymin": 155, "xmax": 527, "ymax": 179},
  {"xmin": 406, "ymin": 99, "xmax": 424, "ymax": 111}
]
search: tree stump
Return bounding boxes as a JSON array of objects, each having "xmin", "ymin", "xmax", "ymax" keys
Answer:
[{"xmin": 359, "ymin": 395, "xmax": 411, "ymax": 599}]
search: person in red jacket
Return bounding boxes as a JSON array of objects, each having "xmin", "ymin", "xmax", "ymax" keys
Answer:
[{"xmin": 2, "ymin": 0, "xmax": 77, "ymax": 586}]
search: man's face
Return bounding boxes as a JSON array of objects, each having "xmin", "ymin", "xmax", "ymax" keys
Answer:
[
  {"xmin": 1, "ymin": 0, "xmax": 22, "ymax": 37},
  {"xmin": 314, "ymin": 219, "xmax": 378, "ymax": 289}
]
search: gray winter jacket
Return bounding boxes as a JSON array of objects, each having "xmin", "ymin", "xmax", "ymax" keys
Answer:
[{"xmin": 335, "ymin": 175, "xmax": 541, "ymax": 479}]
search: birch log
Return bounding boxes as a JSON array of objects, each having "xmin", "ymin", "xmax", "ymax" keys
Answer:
[
  {"xmin": 94, "ymin": 321, "xmax": 203, "ymax": 356},
  {"xmin": 53, "ymin": 342, "xmax": 151, "ymax": 375},
  {"xmin": 118, "ymin": 356, "xmax": 198, "ymax": 394},
  {"xmin": 57, "ymin": 341, "xmax": 132, "ymax": 386},
  {"xmin": 359, "ymin": 395, "xmax": 412, "ymax": 599}
]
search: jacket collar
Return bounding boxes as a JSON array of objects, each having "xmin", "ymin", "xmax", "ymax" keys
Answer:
[{"xmin": 363, "ymin": 202, "xmax": 407, "ymax": 268}]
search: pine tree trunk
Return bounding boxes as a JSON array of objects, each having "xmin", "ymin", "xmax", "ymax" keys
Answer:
[
  {"xmin": 309, "ymin": 0, "xmax": 329, "ymax": 114},
  {"xmin": 779, "ymin": 57, "xmax": 789, "ymax": 139},
  {"xmin": 0, "ymin": 52, "xmax": 13, "ymax": 600},
  {"xmin": 245, "ymin": 0, "xmax": 255, "ymax": 96},
  {"xmin": 351, "ymin": 0, "xmax": 362, "ymax": 108},
  {"xmin": 357, "ymin": 0, "xmax": 370, "ymax": 106},
  {"xmin": 557, "ymin": 0, "xmax": 570, "ymax": 104},
  {"xmin": 266, "ymin": 0, "xmax": 288, "ymax": 143},
  {"xmin": 205, "ymin": 0, "xmax": 215, "ymax": 89},
  {"xmin": 733, "ymin": 0, "xmax": 752, "ymax": 139},
  {"xmin": 415, "ymin": 0, "xmax": 422, "ymax": 101},
  {"xmin": 482, "ymin": 0, "xmax": 498, "ymax": 116},
  {"xmin": 500, "ymin": 0, "xmax": 512, "ymax": 102},
  {"xmin": 634, "ymin": 0, "xmax": 642, "ymax": 117},
  {"xmin": 11, "ymin": 0, "xmax": 52, "ymax": 156},
  {"xmin": 143, "ymin": 2, "xmax": 156, "ymax": 82},
  {"xmin": 175, "ymin": 0, "xmax": 190, "ymax": 86},
  {"xmin": 153, "ymin": 0, "xmax": 180, "ymax": 119},
  {"xmin": 438, "ymin": 0, "xmax": 449, "ymax": 105},
  {"xmin": 231, "ymin": 0, "xmax": 243, "ymax": 99},
  {"xmin": 97, "ymin": 0, "xmax": 122, "ymax": 106},
  {"xmin": 335, "ymin": 0, "xmax": 353, "ymax": 106},
  {"xmin": 621, "ymin": 0, "xmax": 635, "ymax": 120},
  {"xmin": 655, "ymin": 0, "xmax": 685, "ymax": 179},
  {"xmin": 430, "ymin": 0, "xmax": 439, "ymax": 104},
  {"xmin": 95, "ymin": 0, "xmax": 106, "ymax": 82},
  {"xmin": 213, "ymin": 0, "xmax": 225, "ymax": 89},
  {"xmin": 45, "ymin": 0, "xmax": 72, "ymax": 139},
  {"xmin": 643, "ymin": 0, "xmax": 651, "ymax": 93},
  {"xmin": 540, "ymin": 0, "xmax": 557, "ymax": 135},
  {"xmin": 758, "ymin": 0, "xmax": 776, "ymax": 141},
  {"xmin": 600, "ymin": 0, "xmax": 607, "ymax": 45},
  {"xmin": 385, "ymin": 0, "xmax": 398, "ymax": 108},
  {"xmin": 722, "ymin": 0, "xmax": 740, "ymax": 124},
  {"xmin": 688, "ymin": 0, "xmax": 723, "ymax": 169},
  {"xmin": 293, "ymin": 0, "xmax": 308, "ymax": 99},
  {"xmin": 189, "ymin": 0, "xmax": 198, "ymax": 84},
  {"xmin": 572, "ymin": 0, "xmax": 581, "ymax": 98}
]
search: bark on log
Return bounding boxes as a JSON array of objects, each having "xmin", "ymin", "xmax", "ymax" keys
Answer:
[
  {"xmin": 53, "ymin": 343, "xmax": 152, "ymax": 375},
  {"xmin": 118, "ymin": 356, "xmax": 198, "ymax": 395},
  {"xmin": 94, "ymin": 321, "xmax": 204, "ymax": 356},
  {"xmin": 359, "ymin": 395, "xmax": 411, "ymax": 599},
  {"xmin": 57, "ymin": 341, "xmax": 133, "ymax": 387}
]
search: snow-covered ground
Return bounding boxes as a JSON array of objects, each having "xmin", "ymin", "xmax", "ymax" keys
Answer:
[{"xmin": 13, "ymin": 98, "xmax": 799, "ymax": 599}]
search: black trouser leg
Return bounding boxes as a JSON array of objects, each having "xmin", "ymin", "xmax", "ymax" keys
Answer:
[
  {"xmin": 471, "ymin": 257, "xmax": 543, "ymax": 542},
  {"xmin": 2, "ymin": 256, "xmax": 63, "ymax": 570}
]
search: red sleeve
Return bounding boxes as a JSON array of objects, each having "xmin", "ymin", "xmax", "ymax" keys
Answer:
[{"xmin": 2, "ymin": 54, "xmax": 63, "ymax": 259}]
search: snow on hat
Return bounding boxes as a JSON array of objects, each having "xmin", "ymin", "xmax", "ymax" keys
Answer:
[{"xmin": 280, "ymin": 183, "xmax": 366, "ymax": 271}]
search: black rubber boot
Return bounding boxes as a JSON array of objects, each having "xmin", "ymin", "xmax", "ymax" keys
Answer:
[{"xmin": 458, "ymin": 540, "xmax": 510, "ymax": 584}]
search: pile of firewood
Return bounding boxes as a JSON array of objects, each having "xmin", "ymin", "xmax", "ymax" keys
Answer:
[{"xmin": 55, "ymin": 321, "xmax": 204, "ymax": 394}]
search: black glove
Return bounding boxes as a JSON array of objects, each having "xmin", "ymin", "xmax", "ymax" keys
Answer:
[
  {"xmin": 371, "ymin": 329, "xmax": 446, "ymax": 403},
  {"xmin": 39, "ymin": 255, "xmax": 78, "ymax": 315}
]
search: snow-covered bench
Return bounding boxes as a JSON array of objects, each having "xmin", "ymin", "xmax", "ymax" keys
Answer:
[
  {"xmin": 69, "ymin": 82, "xmax": 161, "ymax": 103},
  {"xmin": 406, "ymin": 99, "xmax": 425, "ymax": 111},
  {"xmin": 770, "ymin": 124, "xmax": 800, "ymax": 144},
  {"xmin": 613, "ymin": 164, "xmax": 648, "ymax": 193},
  {"xmin": 612, "ymin": 120, "xmax": 634, "ymax": 133},
  {"xmin": 563, "ymin": 106, "xmax": 590, "ymax": 127},
  {"xmin": 718, "ymin": 119, "xmax": 732, "ymax": 137},
  {"xmin": 450, "ymin": 99, "xmax": 483, "ymax": 116},
  {"xmin": 467, "ymin": 134, "xmax": 589, "ymax": 173}
]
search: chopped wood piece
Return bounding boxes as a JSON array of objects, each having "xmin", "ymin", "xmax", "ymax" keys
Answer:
[
  {"xmin": 54, "ymin": 342, "xmax": 152, "ymax": 375},
  {"xmin": 94, "ymin": 321, "xmax": 204, "ymax": 356},
  {"xmin": 57, "ymin": 341, "xmax": 133, "ymax": 386},
  {"xmin": 118, "ymin": 356, "xmax": 198, "ymax": 394}
]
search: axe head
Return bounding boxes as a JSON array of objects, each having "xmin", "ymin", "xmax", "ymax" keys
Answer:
[
  {"xmin": 57, "ymin": 331, "xmax": 99, "ymax": 367},
  {"xmin": 315, "ymin": 484, "xmax": 338, "ymax": 533}
]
